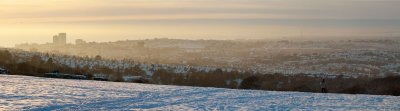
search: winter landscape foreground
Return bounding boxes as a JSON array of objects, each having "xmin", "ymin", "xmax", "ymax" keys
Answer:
[{"xmin": 1, "ymin": 75, "xmax": 399, "ymax": 111}]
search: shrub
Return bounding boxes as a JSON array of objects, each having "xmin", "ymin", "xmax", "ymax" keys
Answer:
[{"xmin": 240, "ymin": 75, "xmax": 261, "ymax": 89}]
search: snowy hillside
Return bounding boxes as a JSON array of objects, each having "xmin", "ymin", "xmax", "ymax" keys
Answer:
[{"xmin": 1, "ymin": 75, "xmax": 399, "ymax": 110}]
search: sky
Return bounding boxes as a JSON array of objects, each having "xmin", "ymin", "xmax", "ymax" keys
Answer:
[{"xmin": 1, "ymin": 0, "xmax": 400, "ymax": 47}]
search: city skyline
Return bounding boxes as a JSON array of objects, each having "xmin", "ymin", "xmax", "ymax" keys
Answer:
[
  {"xmin": 1, "ymin": 1, "xmax": 400, "ymax": 109},
  {"xmin": 1, "ymin": 0, "xmax": 400, "ymax": 47}
]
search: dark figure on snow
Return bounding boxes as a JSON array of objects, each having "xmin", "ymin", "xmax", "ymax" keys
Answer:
[{"xmin": 320, "ymin": 79, "xmax": 327, "ymax": 93}]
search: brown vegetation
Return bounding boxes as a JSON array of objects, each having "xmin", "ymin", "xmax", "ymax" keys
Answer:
[
  {"xmin": 1, "ymin": 49, "xmax": 399, "ymax": 96},
  {"xmin": 239, "ymin": 74, "xmax": 400, "ymax": 96}
]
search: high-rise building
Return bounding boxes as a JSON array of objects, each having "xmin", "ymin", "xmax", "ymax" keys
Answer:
[
  {"xmin": 58, "ymin": 33, "xmax": 66, "ymax": 44},
  {"xmin": 53, "ymin": 35, "xmax": 59, "ymax": 44},
  {"xmin": 53, "ymin": 33, "xmax": 67, "ymax": 45}
]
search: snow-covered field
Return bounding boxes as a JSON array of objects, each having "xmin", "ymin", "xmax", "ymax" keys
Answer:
[{"xmin": 1, "ymin": 75, "xmax": 399, "ymax": 111}]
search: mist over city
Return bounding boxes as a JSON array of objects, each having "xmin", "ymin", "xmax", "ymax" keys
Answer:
[
  {"xmin": 1, "ymin": 0, "xmax": 400, "ymax": 110},
  {"xmin": 2, "ymin": 0, "xmax": 400, "ymax": 47}
]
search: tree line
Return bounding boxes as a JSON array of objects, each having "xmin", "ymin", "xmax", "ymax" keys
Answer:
[{"xmin": 0, "ymin": 49, "xmax": 399, "ymax": 96}]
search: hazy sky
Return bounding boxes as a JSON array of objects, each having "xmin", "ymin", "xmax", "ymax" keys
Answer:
[{"xmin": 1, "ymin": 0, "xmax": 400, "ymax": 47}]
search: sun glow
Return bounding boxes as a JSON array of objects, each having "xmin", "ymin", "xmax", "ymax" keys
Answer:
[{"xmin": 1, "ymin": 0, "xmax": 400, "ymax": 47}]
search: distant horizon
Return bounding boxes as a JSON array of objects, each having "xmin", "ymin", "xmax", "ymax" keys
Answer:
[
  {"xmin": 4, "ymin": 34, "xmax": 400, "ymax": 48},
  {"xmin": 1, "ymin": 0, "xmax": 400, "ymax": 47}
]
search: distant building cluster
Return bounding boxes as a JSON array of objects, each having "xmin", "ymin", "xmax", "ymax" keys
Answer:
[
  {"xmin": 52, "ymin": 33, "xmax": 87, "ymax": 45},
  {"xmin": 53, "ymin": 33, "xmax": 67, "ymax": 45},
  {"xmin": 75, "ymin": 39, "xmax": 87, "ymax": 45},
  {"xmin": 15, "ymin": 38, "xmax": 400, "ymax": 78}
]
